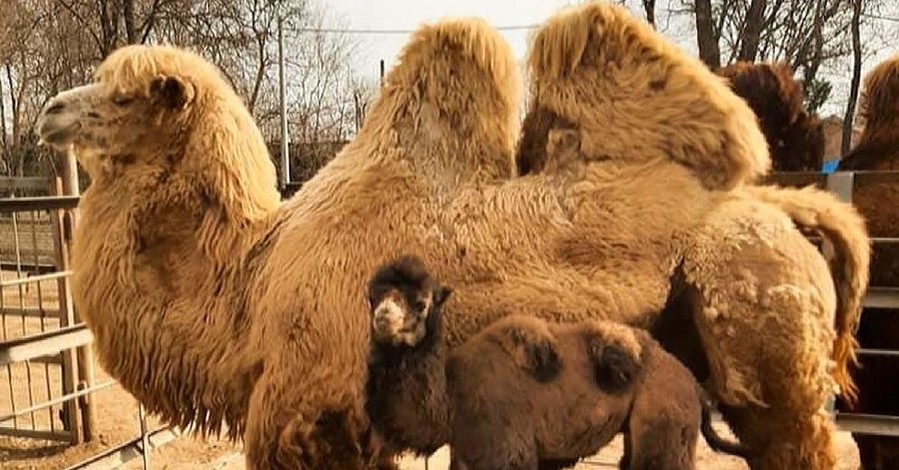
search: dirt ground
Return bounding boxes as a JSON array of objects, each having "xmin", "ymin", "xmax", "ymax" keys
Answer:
[{"xmin": 114, "ymin": 423, "xmax": 863, "ymax": 470}]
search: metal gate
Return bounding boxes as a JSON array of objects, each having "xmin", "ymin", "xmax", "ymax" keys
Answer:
[
  {"xmin": 766, "ymin": 170, "xmax": 899, "ymax": 436},
  {"xmin": 0, "ymin": 171, "xmax": 99, "ymax": 445}
]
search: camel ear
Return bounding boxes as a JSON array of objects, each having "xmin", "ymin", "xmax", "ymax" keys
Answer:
[
  {"xmin": 546, "ymin": 127, "xmax": 580, "ymax": 159},
  {"xmin": 525, "ymin": 340, "xmax": 562, "ymax": 383},
  {"xmin": 433, "ymin": 286, "xmax": 453, "ymax": 308},
  {"xmin": 151, "ymin": 76, "xmax": 194, "ymax": 110},
  {"xmin": 592, "ymin": 343, "xmax": 641, "ymax": 394}
]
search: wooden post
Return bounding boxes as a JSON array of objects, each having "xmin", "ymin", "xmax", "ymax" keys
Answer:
[
  {"xmin": 58, "ymin": 147, "xmax": 96, "ymax": 441},
  {"xmin": 50, "ymin": 175, "xmax": 83, "ymax": 444}
]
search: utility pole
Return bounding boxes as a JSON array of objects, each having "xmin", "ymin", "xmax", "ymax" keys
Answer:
[{"xmin": 277, "ymin": 3, "xmax": 290, "ymax": 190}]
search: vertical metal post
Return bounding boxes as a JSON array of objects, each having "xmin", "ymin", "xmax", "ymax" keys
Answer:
[
  {"xmin": 277, "ymin": 4, "xmax": 290, "ymax": 190},
  {"xmin": 379, "ymin": 59, "xmax": 385, "ymax": 87},
  {"xmin": 139, "ymin": 403, "xmax": 151, "ymax": 470},
  {"xmin": 823, "ymin": 170, "xmax": 855, "ymax": 415}
]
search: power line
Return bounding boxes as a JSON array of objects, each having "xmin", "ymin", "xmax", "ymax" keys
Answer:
[
  {"xmin": 285, "ymin": 24, "xmax": 539, "ymax": 35},
  {"xmin": 861, "ymin": 13, "xmax": 899, "ymax": 23}
]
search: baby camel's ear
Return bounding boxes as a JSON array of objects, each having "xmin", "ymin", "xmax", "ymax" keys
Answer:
[
  {"xmin": 524, "ymin": 340, "xmax": 562, "ymax": 383},
  {"xmin": 433, "ymin": 286, "xmax": 453, "ymax": 308},
  {"xmin": 546, "ymin": 127, "xmax": 580, "ymax": 159},
  {"xmin": 591, "ymin": 343, "xmax": 641, "ymax": 394}
]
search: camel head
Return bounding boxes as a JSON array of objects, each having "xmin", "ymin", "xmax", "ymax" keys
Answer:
[
  {"xmin": 716, "ymin": 61, "xmax": 825, "ymax": 172},
  {"xmin": 518, "ymin": 1, "xmax": 771, "ymax": 189},
  {"xmin": 858, "ymin": 53, "xmax": 899, "ymax": 130},
  {"xmin": 36, "ymin": 44, "xmax": 279, "ymax": 226},
  {"xmin": 367, "ymin": 255, "xmax": 452, "ymax": 348},
  {"xmin": 37, "ymin": 57, "xmax": 193, "ymax": 165},
  {"xmin": 840, "ymin": 53, "xmax": 899, "ymax": 170}
]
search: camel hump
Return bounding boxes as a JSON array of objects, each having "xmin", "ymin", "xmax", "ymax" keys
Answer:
[
  {"xmin": 524, "ymin": 1, "xmax": 770, "ymax": 190},
  {"xmin": 360, "ymin": 17, "xmax": 521, "ymax": 180}
]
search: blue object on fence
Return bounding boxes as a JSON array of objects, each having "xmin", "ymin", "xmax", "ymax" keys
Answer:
[{"xmin": 821, "ymin": 159, "xmax": 840, "ymax": 174}]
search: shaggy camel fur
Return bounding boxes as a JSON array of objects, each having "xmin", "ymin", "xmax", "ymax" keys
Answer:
[
  {"xmin": 366, "ymin": 255, "xmax": 749, "ymax": 470},
  {"xmin": 715, "ymin": 61, "xmax": 826, "ymax": 172},
  {"xmin": 517, "ymin": 3, "xmax": 869, "ymax": 469},
  {"xmin": 34, "ymin": 22, "xmax": 670, "ymax": 469},
  {"xmin": 35, "ymin": 6, "xmax": 867, "ymax": 470},
  {"xmin": 834, "ymin": 54, "xmax": 899, "ymax": 470}
]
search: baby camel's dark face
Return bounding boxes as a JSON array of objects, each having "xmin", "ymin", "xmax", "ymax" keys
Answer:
[
  {"xmin": 370, "ymin": 288, "xmax": 435, "ymax": 347},
  {"xmin": 367, "ymin": 256, "xmax": 452, "ymax": 348}
]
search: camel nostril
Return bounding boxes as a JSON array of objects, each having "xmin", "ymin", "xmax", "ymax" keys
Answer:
[{"xmin": 45, "ymin": 101, "xmax": 65, "ymax": 115}]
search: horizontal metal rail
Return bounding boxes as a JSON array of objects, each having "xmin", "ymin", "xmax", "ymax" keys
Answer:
[
  {"xmin": 836, "ymin": 413, "xmax": 899, "ymax": 437},
  {"xmin": 63, "ymin": 426, "xmax": 182, "ymax": 470},
  {"xmin": 0, "ymin": 426, "xmax": 72, "ymax": 441},
  {"xmin": 856, "ymin": 348, "xmax": 899, "ymax": 358},
  {"xmin": 0, "ymin": 306, "xmax": 61, "ymax": 318},
  {"xmin": 0, "ymin": 270, "xmax": 72, "ymax": 288},
  {"xmin": 0, "ymin": 324, "xmax": 93, "ymax": 366},
  {"xmin": 863, "ymin": 287, "xmax": 899, "ymax": 309},
  {"xmin": 0, "ymin": 262, "xmax": 58, "ymax": 274},
  {"xmin": 0, "ymin": 195, "xmax": 80, "ymax": 211},
  {"xmin": 0, "ymin": 381, "xmax": 114, "ymax": 424}
]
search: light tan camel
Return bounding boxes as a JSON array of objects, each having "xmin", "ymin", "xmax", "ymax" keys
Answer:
[
  {"xmin": 515, "ymin": 3, "xmax": 869, "ymax": 469},
  {"xmin": 34, "ymin": 7, "xmax": 867, "ymax": 470}
]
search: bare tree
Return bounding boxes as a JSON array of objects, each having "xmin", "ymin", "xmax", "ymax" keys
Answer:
[
  {"xmin": 0, "ymin": 0, "xmax": 370, "ymax": 182},
  {"xmin": 842, "ymin": 0, "xmax": 863, "ymax": 155},
  {"xmin": 736, "ymin": 0, "xmax": 766, "ymax": 62},
  {"xmin": 643, "ymin": 0, "xmax": 657, "ymax": 27},
  {"xmin": 694, "ymin": 0, "xmax": 721, "ymax": 68}
]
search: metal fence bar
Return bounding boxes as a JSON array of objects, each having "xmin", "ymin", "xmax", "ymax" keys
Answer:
[
  {"xmin": 0, "ymin": 196, "xmax": 80, "ymax": 211},
  {"xmin": 836, "ymin": 413, "xmax": 899, "ymax": 437},
  {"xmin": 0, "ymin": 270, "xmax": 73, "ymax": 288},
  {"xmin": 62, "ymin": 426, "xmax": 182, "ymax": 470},
  {"xmin": 856, "ymin": 348, "xmax": 899, "ymax": 357},
  {"xmin": 0, "ymin": 306, "xmax": 61, "ymax": 318},
  {"xmin": 0, "ymin": 324, "xmax": 93, "ymax": 366},
  {"xmin": 0, "ymin": 426, "xmax": 72, "ymax": 441},
  {"xmin": 0, "ymin": 381, "xmax": 114, "ymax": 423},
  {"xmin": 863, "ymin": 287, "xmax": 899, "ymax": 309}
]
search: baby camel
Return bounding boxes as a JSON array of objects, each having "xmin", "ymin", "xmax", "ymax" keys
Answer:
[{"xmin": 365, "ymin": 255, "xmax": 750, "ymax": 470}]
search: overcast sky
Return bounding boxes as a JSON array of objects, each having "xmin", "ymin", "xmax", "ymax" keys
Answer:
[{"xmin": 325, "ymin": 0, "xmax": 898, "ymax": 117}]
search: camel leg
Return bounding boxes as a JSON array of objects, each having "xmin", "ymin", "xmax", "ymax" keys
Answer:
[
  {"xmin": 682, "ymin": 209, "xmax": 840, "ymax": 470},
  {"xmin": 244, "ymin": 361, "xmax": 366, "ymax": 470}
]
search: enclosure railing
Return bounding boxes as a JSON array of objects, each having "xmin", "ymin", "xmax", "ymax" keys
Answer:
[
  {"xmin": 0, "ymin": 175, "xmax": 101, "ymax": 445},
  {"xmin": 764, "ymin": 170, "xmax": 899, "ymax": 437}
]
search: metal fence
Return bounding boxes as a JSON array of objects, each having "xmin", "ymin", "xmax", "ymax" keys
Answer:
[
  {"xmin": 0, "ymin": 175, "xmax": 98, "ymax": 446},
  {"xmin": 764, "ymin": 170, "xmax": 899, "ymax": 437},
  {"xmin": 0, "ymin": 169, "xmax": 175, "ymax": 470}
]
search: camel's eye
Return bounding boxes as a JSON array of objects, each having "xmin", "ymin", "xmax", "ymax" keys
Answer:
[
  {"xmin": 113, "ymin": 95, "xmax": 134, "ymax": 106},
  {"xmin": 412, "ymin": 300, "xmax": 427, "ymax": 313}
]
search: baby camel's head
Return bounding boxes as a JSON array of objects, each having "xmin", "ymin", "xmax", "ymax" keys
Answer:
[{"xmin": 367, "ymin": 255, "xmax": 452, "ymax": 348}]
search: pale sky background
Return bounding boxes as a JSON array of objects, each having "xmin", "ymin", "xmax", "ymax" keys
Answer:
[{"xmin": 325, "ymin": 0, "xmax": 898, "ymax": 117}]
